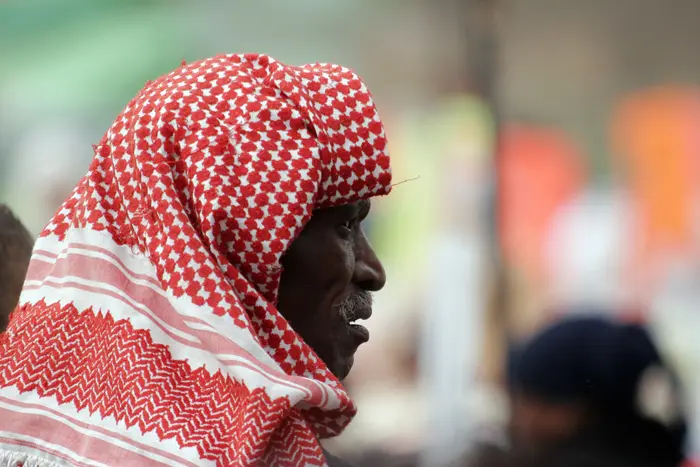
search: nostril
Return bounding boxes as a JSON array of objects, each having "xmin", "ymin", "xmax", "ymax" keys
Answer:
[{"xmin": 356, "ymin": 261, "xmax": 385, "ymax": 292}]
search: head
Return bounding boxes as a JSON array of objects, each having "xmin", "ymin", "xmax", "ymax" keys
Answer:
[
  {"xmin": 507, "ymin": 315, "xmax": 687, "ymax": 464},
  {"xmin": 0, "ymin": 205, "xmax": 34, "ymax": 330},
  {"xmin": 278, "ymin": 199, "xmax": 385, "ymax": 379},
  {"xmin": 125, "ymin": 55, "xmax": 393, "ymax": 397}
]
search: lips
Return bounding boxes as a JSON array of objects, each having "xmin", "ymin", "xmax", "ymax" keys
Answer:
[
  {"xmin": 348, "ymin": 323, "xmax": 370, "ymax": 342},
  {"xmin": 349, "ymin": 306, "xmax": 372, "ymax": 322},
  {"xmin": 345, "ymin": 307, "xmax": 372, "ymax": 343}
]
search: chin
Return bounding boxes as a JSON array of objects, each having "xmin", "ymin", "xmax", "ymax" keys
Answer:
[{"xmin": 332, "ymin": 355, "xmax": 354, "ymax": 381}]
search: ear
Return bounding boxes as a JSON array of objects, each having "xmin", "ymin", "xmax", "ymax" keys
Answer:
[{"xmin": 636, "ymin": 365, "xmax": 683, "ymax": 427}]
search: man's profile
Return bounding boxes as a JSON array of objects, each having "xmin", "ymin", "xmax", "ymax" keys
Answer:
[{"xmin": 0, "ymin": 54, "xmax": 391, "ymax": 467}]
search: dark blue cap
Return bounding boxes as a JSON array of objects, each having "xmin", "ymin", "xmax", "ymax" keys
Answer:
[{"xmin": 508, "ymin": 315, "xmax": 668, "ymax": 413}]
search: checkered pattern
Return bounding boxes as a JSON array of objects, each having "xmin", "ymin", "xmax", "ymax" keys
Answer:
[{"xmin": 5, "ymin": 54, "xmax": 391, "ymax": 466}]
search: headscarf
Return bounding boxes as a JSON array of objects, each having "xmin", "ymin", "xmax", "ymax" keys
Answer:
[{"xmin": 0, "ymin": 54, "xmax": 391, "ymax": 467}]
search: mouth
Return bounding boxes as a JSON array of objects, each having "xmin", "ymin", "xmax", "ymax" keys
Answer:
[
  {"xmin": 345, "ymin": 307, "xmax": 372, "ymax": 343},
  {"xmin": 334, "ymin": 292, "xmax": 373, "ymax": 344}
]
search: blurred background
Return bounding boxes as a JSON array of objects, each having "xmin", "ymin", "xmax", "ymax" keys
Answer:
[{"xmin": 2, "ymin": 0, "xmax": 700, "ymax": 464}]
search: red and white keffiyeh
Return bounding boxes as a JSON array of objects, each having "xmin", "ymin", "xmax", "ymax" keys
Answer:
[{"xmin": 0, "ymin": 54, "xmax": 391, "ymax": 467}]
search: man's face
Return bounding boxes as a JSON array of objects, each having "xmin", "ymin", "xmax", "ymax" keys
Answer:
[{"xmin": 277, "ymin": 199, "xmax": 386, "ymax": 380}]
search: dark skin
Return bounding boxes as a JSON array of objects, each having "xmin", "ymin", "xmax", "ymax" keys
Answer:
[
  {"xmin": 277, "ymin": 199, "xmax": 386, "ymax": 380},
  {"xmin": 0, "ymin": 205, "xmax": 34, "ymax": 331},
  {"xmin": 509, "ymin": 392, "xmax": 589, "ymax": 454}
]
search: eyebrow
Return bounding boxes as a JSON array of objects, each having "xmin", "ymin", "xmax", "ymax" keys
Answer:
[{"xmin": 357, "ymin": 199, "xmax": 371, "ymax": 218}]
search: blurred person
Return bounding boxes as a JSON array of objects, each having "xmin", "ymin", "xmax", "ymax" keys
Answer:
[
  {"xmin": 345, "ymin": 438, "xmax": 683, "ymax": 467},
  {"xmin": 507, "ymin": 314, "xmax": 688, "ymax": 467},
  {"xmin": 463, "ymin": 442, "xmax": 510, "ymax": 467},
  {"xmin": 346, "ymin": 448, "xmax": 420, "ymax": 467},
  {"xmin": 0, "ymin": 54, "xmax": 391, "ymax": 467},
  {"xmin": 466, "ymin": 444, "xmax": 652, "ymax": 467},
  {"xmin": 480, "ymin": 441, "xmax": 700, "ymax": 467},
  {"xmin": 345, "ymin": 441, "xmax": 637, "ymax": 467},
  {"xmin": 534, "ymin": 445, "xmax": 686, "ymax": 467},
  {"xmin": 0, "ymin": 204, "xmax": 33, "ymax": 331}
]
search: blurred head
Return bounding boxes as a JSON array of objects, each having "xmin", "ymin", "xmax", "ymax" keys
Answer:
[
  {"xmin": 278, "ymin": 199, "xmax": 386, "ymax": 380},
  {"xmin": 0, "ymin": 205, "xmax": 33, "ymax": 330},
  {"xmin": 507, "ymin": 315, "xmax": 687, "ymax": 464}
]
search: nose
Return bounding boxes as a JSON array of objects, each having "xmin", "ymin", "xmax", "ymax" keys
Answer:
[{"xmin": 353, "ymin": 230, "xmax": 386, "ymax": 292}]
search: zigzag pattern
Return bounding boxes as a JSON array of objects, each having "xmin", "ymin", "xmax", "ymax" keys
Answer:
[
  {"xmin": 0, "ymin": 300, "xmax": 326, "ymax": 466},
  {"xmin": 262, "ymin": 411, "xmax": 326, "ymax": 466}
]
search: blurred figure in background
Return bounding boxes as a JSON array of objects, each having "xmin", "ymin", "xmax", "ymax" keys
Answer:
[
  {"xmin": 469, "ymin": 446, "xmax": 664, "ymax": 467},
  {"xmin": 507, "ymin": 314, "xmax": 688, "ymax": 467},
  {"xmin": 0, "ymin": 205, "xmax": 33, "ymax": 331}
]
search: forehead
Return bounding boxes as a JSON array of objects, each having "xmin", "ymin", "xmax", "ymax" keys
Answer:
[{"xmin": 356, "ymin": 199, "xmax": 371, "ymax": 214}]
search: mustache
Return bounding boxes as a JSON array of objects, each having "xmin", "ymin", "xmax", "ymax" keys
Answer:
[{"xmin": 334, "ymin": 291, "xmax": 373, "ymax": 321}]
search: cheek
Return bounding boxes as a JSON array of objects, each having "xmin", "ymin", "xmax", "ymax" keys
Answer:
[
  {"xmin": 326, "ymin": 242, "xmax": 355, "ymax": 287},
  {"xmin": 303, "ymin": 232, "xmax": 353, "ymax": 281},
  {"xmin": 283, "ymin": 236, "xmax": 355, "ymax": 303},
  {"xmin": 511, "ymin": 402, "xmax": 539, "ymax": 438},
  {"xmin": 308, "ymin": 245, "xmax": 354, "ymax": 312},
  {"xmin": 512, "ymin": 401, "xmax": 584, "ymax": 443}
]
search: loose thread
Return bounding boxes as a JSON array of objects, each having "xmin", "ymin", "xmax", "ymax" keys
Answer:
[{"xmin": 390, "ymin": 175, "xmax": 421, "ymax": 188}]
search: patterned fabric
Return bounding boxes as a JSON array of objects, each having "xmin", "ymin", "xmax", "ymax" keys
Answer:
[{"xmin": 0, "ymin": 54, "xmax": 391, "ymax": 467}]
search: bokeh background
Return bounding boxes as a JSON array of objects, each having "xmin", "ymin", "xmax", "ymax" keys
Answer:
[{"xmin": 3, "ymin": 0, "xmax": 700, "ymax": 463}]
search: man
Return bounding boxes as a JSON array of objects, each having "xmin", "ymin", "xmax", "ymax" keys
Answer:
[
  {"xmin": 0, "ymin": 204, "xmax": 33, "ymax": 331},
  {"xmin": 0, "ymin": 54, "xmax": 391, "ymax": 466},
  {"xmin": 507, "ymin": 314, "xmax": 688, "ymax": 467}
]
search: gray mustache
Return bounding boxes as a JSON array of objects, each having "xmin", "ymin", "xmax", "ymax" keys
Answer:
[{"xmin": 334, "ymin": 291, "xmax": 373, "ymax": 321}]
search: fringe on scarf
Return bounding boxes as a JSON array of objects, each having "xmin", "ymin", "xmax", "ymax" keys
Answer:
[{"xmin": 0, "ymin": 450, "xmax": 64, "ymax": 467}]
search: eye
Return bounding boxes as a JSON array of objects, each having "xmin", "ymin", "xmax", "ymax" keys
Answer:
[{"xmin": 338, "ymin": 219, "xmax": 355, "ymax": 238}]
